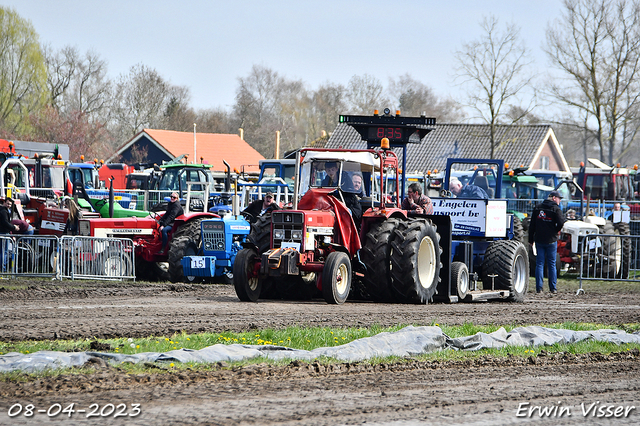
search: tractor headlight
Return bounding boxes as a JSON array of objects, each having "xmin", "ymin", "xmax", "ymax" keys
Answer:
[
  {"xmin": 274, "ymin": 229, "xmax": 285, "ymax": 240},
  {"xmin": 291, "ymin": 230, "xmax": 302, "ymax": 240},
  {"xmin": 204, "ymin": 241, "xmax": 213, "ymax": 250},
  {"xmin": 216, "ymin": 241, "xmax": 225, "ymax": 250}
]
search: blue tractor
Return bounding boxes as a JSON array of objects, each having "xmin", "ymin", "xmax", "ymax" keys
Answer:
[{"xmin": 181, "ymin": 196, "xmax": 252, "ymax": 283}]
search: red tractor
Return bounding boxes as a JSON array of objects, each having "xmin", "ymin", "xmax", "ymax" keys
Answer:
[
  {"xmin": 78, "ymin": 202, "xmax": 217, "ymax": 282},
  {"xmin": 233, "ymin": 112, "xmax": 445, "ymax": 304}
]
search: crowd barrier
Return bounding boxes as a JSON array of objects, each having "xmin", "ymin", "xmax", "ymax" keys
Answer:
[
  {"xmin": 577, "ymin": 233, "xmax": 639, "ymax": 293},
  {"xmin": 0, "ymin": 235, "xmax": 135, "ymax": 281}
]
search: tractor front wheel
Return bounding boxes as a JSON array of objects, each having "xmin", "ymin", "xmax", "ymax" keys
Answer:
[
  {"xmin": 322, "ymin": 251, "xmax": 351, "ymax": 304},
  {"xmin": 233, "ymin": 248, "xmax": 262, "ymax": 302}
]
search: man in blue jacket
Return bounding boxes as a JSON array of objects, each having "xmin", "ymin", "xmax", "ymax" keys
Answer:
[{"xmin": 529, "ymin": 190, "xmax": 566, "ymax": 294}]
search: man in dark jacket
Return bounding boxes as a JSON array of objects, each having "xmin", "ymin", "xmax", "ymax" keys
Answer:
[
  {"xmin": 242, "ymin": 192, "xmax": 278, "ymax": 223},
  {"xmin": 0, "ymin": 198, "xmax": 19, "ymax": 272},
  {"xmin": 158, "ymin": 192, "xmax": 184, "ymax": 254},
  {"xmin": 0, "ymin": 198, "xmax": 19, "ymax": 234},
  {"xmin": 529, "ymin": 190, "xmax": 566, "ymax": 294}
]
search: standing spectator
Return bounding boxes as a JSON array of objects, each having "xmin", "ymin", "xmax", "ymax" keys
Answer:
[
  {"xmin": 242, "ymin": 192, "xmax": 278, "ymax": 223},
  {"xmin": 449, "ymin": 177, "xmax": 488, "ymax": 199},
  {"xmin": 158, "ymin": 192, "xmax": 184, "ymax": 254},
  {"xmin": 0, "ymin": 198, "xmax": 18, "ymax": 272},
  {"xmin": 401, "ymin": 183, "xmax": 433, "ymax": 214},
  {"xmin": 0, "ymin": 198, "xmax": 19, "ymax": 234},
  {"xmin": 529, "ymin": 190, "xmax": 566, "ymax": 294}
]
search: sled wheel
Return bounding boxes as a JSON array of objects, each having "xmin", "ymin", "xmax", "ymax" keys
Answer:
[
  {"xmin": 451, "ymin": 261, "xmax": 470, "ymax": 301},
  {"xmin": 482, "ymin": 240, "xmax": 529, "ymax": 302}
]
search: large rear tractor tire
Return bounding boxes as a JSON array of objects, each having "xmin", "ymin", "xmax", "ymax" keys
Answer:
[
  {"xmin": 182, "ymin": 241, "xmax": 203, "ymax": 283},
  {"xmin": 248, "ymin": 213, "xmax": 272, "ymax": 254},
  {"xmin": 359, "ymin": 218, "xmax": 401, "ymax": 301},
  {"xmin": 512, "ymin": 215, "xmax": 525, "ymax": 243},
  {"xmin": 482, "ymin": 240, "xmax": 529, "ymax": 302},
  {"xmin": 322, "ymin": 251, "xmax": 352, "ymax": 304},
  {"xmin": 233, "ymin": 248, "xmax": 262, "ymax": 302},
  {"xmin": 168, "ymin": 218, "xmax": 205, "ymax": 283},
  {"xmin": 604, "ymin": 221, "xmax": 631, "ymax": 279},
  {"xmin": 389, "ymin": 218, "xmax": 442, "ymax": 304}
]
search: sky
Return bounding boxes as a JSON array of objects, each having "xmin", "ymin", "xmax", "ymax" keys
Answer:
[{"xmin": 2, "ymin": 0, "xmax": 565, "ymax": 112}]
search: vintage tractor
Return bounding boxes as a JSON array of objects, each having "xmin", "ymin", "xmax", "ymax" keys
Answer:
[
  {"xmin": 78, "ymin": 198, "xmax": 218, "ymax": 281},
  {"xmin": 233, "ymin": 111, "xmax": 528, "ymax": 304},
  {"xmin": 233, "ymin": 144, "xmax": 446, "ymax": 304},
  {"xmin": 180, "ymin": 213, "xmax": 252, "ymax": 283}
]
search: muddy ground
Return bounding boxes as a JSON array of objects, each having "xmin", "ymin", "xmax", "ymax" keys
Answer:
[{"xmin": 1, "ymin": 279, "xmax": 639, "ymax": 425}]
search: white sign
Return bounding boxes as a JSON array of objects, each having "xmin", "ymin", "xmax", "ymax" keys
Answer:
[
  {"xmin": 281, "ymin": 242, "xmax": 301, "ymax": 251},
  {"xmin": 190, "ymin": 257, "xmax": 206, "ymax": 269},
  {"xmin": 431, "ymin": 198, "xmax": 486, "ymax": 235}
]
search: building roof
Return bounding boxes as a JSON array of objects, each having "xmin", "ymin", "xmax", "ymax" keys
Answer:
[
  {"xmin": 110, "ymin": 129, "xmax": 264, "ymax": 172},
  {"xmin": 326, "ymin": 123, "xmax": 569, "ymax": 173}
]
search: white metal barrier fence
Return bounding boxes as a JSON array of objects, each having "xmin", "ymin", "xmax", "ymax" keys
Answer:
[
  {"xmin": 0, "ymin": 235, "xmax": 135, "ymax": 281},
  {"xmin": 578, "ymin": 233, "xmax": 639, "ymax": 292}
]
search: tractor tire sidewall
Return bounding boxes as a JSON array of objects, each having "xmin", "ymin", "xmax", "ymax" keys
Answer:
[
  {"xmin": 359, "ymin": 218, "xmax": 401, "ymax": 301},
  {"xmin": 167, "ymin": 218, "xmax": 205, "ymax": 283},
  {"xmin": 613, "ymin": 221, "xmax": 631, "ymax": 279},
  {"xmin": 233, "ymin": 248, "xmax": 261, "ymax": 302},
  {"xmin": 482, "ymin": 240, "xmax": 529, "ymax": 302},
  {"xmin": 322, "ymin": 251, "xmax": 352, "ymax": 304},
  {"xmin": 512, "ymin": 216, "xmax": 525, "ymax": 243},
  {"xmin": 389, "ymin": 218, "xmax": 442, "ymax": 304},
  {"xmin": 451, "ymin": 261, "xmax": 470, "ymax": 300},
  {"xmin": 248, "ymin": 213, "xmax": 272, "ymax": 254},
  {"xmin": 183, "ymin": 241, "xmax": 201, "ymax": 283}
]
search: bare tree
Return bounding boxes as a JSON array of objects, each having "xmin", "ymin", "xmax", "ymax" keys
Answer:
[
  {"xmin": 455, "ymin": 15, "xmax": 535, "ymax": 158},
  {"xmin": 388, "ymin": 74, "xmax": 464, "ymax": 122},
  {"xmin": 110, "ymin": 64, "xmax": 187, "ymax": 145},
  {"xmin": 309, "ymin": 82, "xmax": 347, "ymax": 137},
  {"xmin": 545, "ymin": 0, "xmax": 640, "ymax": 164},
  {"xmin": 44, "ymin": 46, "xmax": 112, "ymax": 121},
  {"xmin": 345, "ymin": 74, "xmax": 389, "ymax": 114},
  {"xmin": 233, "ymin": 65, "xmax": 312, "ymax": 157}
]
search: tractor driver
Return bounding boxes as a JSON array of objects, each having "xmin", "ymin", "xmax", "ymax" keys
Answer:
[
  {"xmin": 321, "ymin": 162, "xmax": 340, "ymax": 187},
  {"xmin": 449, "ymin": 177, "xmax": 488, "ymax": 199},
  {"xmin": 158, "ymin": 192, "xmax": 184, "ymax": 255},
  {"xmin": 242, "ymin": 191, "xmax": 278, "ymax": 223}
]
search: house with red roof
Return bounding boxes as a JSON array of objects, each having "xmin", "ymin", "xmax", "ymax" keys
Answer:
[{"xmin": 107, "ymin": 129, "xmax": 264, "ymax": 172}]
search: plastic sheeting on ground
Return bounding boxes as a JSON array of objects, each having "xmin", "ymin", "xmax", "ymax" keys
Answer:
[{"xmin": 1, "ymin": 325, "xmax": 639, "ymax": 373}]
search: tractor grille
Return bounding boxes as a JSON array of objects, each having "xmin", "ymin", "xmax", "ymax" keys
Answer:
[
  {"xmin": 271, "ymin": 211, "xmax": 304, "ymax": 248},
  {"xmin": 202, "ymin": 222, "xmax": 226, "ymax": 252}
]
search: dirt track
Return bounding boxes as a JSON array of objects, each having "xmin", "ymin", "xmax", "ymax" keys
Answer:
[{"xmin": 1, "ymin": 280, "xmax": 640, "ymax": 425}]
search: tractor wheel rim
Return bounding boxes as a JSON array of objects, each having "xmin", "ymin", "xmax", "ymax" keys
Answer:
[
  {"xmin": 459, "ymin": 268, "xmax": 469, "ymax": 294},
  {"xmin": 514, "ymin": 254, "xmax": 527, "ymax": 293},
  {"xmin": 336, "ymin": 263, "xmax": 349, "ymax": 295},
  {"xmin": 418, "ymin": 236, "xmax": 437, "ymax": 289}
]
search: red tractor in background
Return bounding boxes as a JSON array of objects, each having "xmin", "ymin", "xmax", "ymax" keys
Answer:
[{"xmin": 78, "ymin": 195, "xmax": 218, "ymax": 282}]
